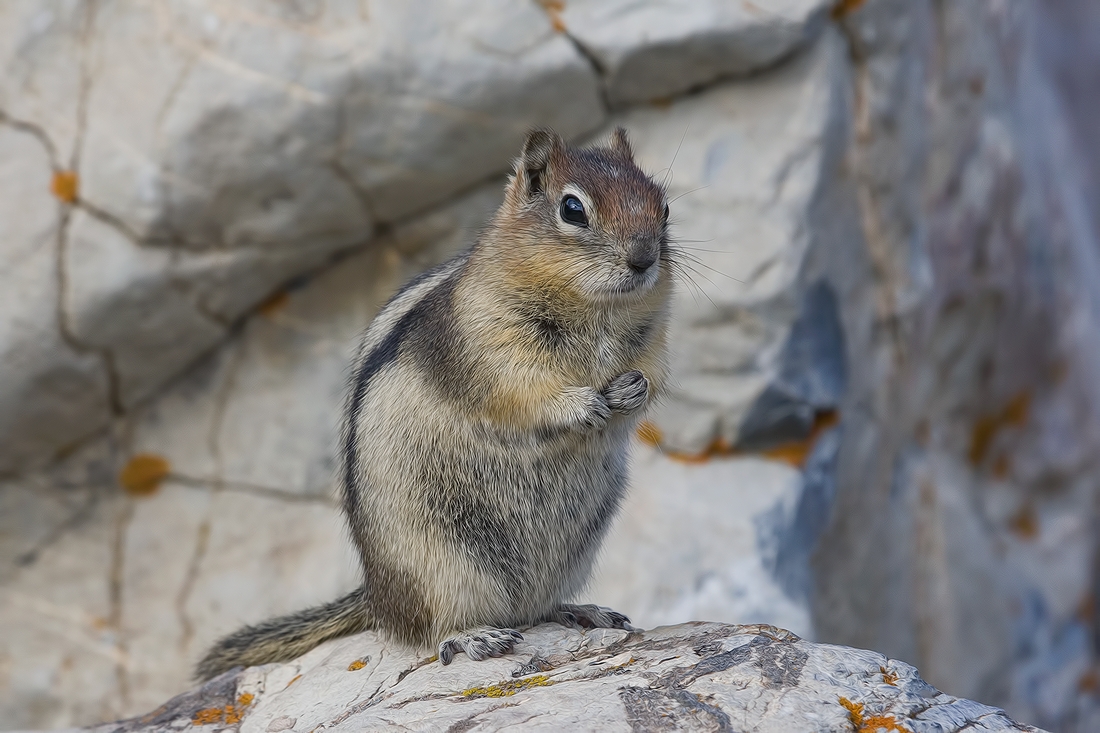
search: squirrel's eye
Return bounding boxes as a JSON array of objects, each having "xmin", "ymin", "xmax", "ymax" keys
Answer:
[
  {"xmin": 663, "ymin": 204, "xmax": 670, "ymax": 222},
  {"xmin": 560, "ymin": 195, "xmax": 588, "ymax": 227}
]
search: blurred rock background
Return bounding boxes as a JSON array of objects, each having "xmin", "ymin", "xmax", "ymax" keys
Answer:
[{"xmin": 1, "ymin": 0, "xmax": 1098, "ymax": 730}]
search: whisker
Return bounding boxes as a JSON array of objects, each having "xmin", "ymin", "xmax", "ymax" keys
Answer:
[
  {"xmin": 669, "ymin": 249, "xmax": 745, "ymax": 284},
  {"xmin": 668, "ymin": 185, "xmax": 709, "ymax": 205},
  {"xmin": 661, "ymin": 126, "xmax": 689, "ymax": 191}
]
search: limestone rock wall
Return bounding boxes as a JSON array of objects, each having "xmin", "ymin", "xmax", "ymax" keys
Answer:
[{"xmin": 2, "ymin": 1, "xmax": 1098, "ymax": 732}]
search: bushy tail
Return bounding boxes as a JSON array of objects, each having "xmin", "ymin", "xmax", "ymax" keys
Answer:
[{"xmin": 195, "ymin": 587, "xmax": 371, "ymax": 680}]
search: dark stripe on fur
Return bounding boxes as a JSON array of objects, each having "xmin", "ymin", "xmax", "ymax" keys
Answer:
[
  {"xmin": 341, "ymin": 261, "xmax": 460, "ymax": 531},
  {"xmin": 195, "ymin": 587, "xmax": 371, "ymax": 680}
]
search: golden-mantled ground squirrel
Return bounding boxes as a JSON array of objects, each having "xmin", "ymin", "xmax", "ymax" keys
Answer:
[{"xmin": 197, "ymin": 127, "xmax": 673, "ymax": 677}]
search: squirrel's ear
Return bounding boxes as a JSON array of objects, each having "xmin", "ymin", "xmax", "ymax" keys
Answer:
[
  {"xmin": 609, "ymin": 127, "xmax": 633, "ymax": 160},
  {"xmin": 513, "ymin": 128, "xmax": 563, "ymax": 198}
]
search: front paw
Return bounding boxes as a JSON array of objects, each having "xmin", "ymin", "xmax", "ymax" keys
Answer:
[
  {"xmin": 602, "ymin": 370, "xmax": 649, "ymax": 414},
  {"xmin": 564, "ymin": 387, "xmax": 611, "ymax": 432}
]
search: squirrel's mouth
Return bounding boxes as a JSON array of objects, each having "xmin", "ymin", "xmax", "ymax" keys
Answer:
[{"xmin": 612, "ymin": 264, "xmax": 660, "ymax": 296}]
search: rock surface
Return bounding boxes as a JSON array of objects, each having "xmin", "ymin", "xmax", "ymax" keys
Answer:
[
  {"xmin": 559, "ymin": 0, "xmax": 830, "ymax": 106},
  {"xmin": 80, "ymin": 622, "xmax": 1041, "ymax": 733}
]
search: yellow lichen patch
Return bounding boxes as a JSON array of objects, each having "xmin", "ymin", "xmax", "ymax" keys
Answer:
[
  {"xmin": 1008, "ymin": 503, "xmax": 1039, "ymax": 540},
  {"xmin": 119, "ymin": 454, "xmax": 171, "ymax": 496},
  {"xmin": 636, "ymin": 421, "xmax": 662, "ymax": 447},
  {"xmin": 348, "ymin": 658, "xmax": 367, "ymax": 671},
  {"xmin": 285, "ymin": 674, "xmax": 302, "ymax": 689},
  {"xmin": 839, "ymin": 696, "xmax": 906, "ymax": 732},
  {"xmin": 969, "ymin": 391, "xmax": 1030, "ymax": 466},
  {"xmin": 831, "ymin": 0, "xmax": 867, "ymax": 19},
  {"xmin": 880, "ymin": 667, "xmax": 898, "ymax": 686},
  {"xmin": 237, "ymin": 693, "xmax": 254, "ymax": 707},
  {"xmin": 259, "ymin": 290, "xmax": 290, "ymax": 317},
  {"xmin": 461, "ymin": 674, "xmax": 553, "ymax": 699},
  {"xmin": 51, "ymin": 170, "xmax": 79, "ymax": 203}
]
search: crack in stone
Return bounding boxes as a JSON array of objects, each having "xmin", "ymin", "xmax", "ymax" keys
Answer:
[
  {"xmin": 14, "ymin": 487, "xmax": 101, "ymax": 569},
  {"xmin": 109, "ymin": 496, "xmax": 136, "ymax": 716},
  {"xmin": 168, "ymin": 471, "xmax": 337, "ymax": 506},
  {"xmin": 529, "ymin": 0, "xmax": 611, "ymax": 114},
  {"xmin": 0, "ymin": 109, "xmax": 62, "ymax": 169},
  {"xmin": 173, "ymin": 341, "xmax": 246, "ymax": 657},
  {"xmin": 834, "ymin": 12, "xmax": 906, "ymax": 348},
  {"xmin": 75, "ymin": 199, "xmax": 146, "ymax": 245}
]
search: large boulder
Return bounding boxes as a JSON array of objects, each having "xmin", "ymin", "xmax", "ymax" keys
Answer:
[
  {"xmin": 86, "ymin": 623, "xmax": 1041, "ymax": 733},
  {"xmin": 0, "ymin": 0, "xmax": 832, "ymax": 474}
]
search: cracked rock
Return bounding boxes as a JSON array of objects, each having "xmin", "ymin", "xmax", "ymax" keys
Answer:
[
  {"xmin": 560, "ymin": 0, "xmax": 830, "ymax": 106},
  {"xmin": 83, "ymin": 622, "xmax": 1043, "ymax": 732}
]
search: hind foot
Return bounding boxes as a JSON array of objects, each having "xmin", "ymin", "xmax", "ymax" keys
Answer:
[
  {"xmin": 438, "ymin": 626, "xmax": 523, "ymax": 665},
  {"xmin": 547, "ymin": 603, "xmax": 634, "ymax": 631}
]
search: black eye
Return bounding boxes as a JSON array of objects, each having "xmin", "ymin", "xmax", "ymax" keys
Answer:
[
  {"xmin": 560, "ymin": 195, "xmax": 588, "ymax": 227},
  {"xmin": 663, "ymin": 204, "xmax": 670, "ymax": 222}
]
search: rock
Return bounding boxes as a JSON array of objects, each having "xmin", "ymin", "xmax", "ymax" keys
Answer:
[
  {"xmin": 84, "ymin": 622, "xmax": 1042, "ymax": 732},
  {"xmin": 0, "ymin": 0, "xmax": 603, "ymax": 472},
  {"xmin": 0, "ymin": 121, "xmax": 111, "ymax": 473},
  {"xmin": 808, "ymin": 2, "xmax": 1100, "ymax": 730},
  {"xmin": 584, "ymin": 448, "xmax": 813, "ymax": 638},
  {"xmin": 598, "ymin": 26, "xmax": 852, "ymax": 454},
  {"xmin": 0, "ymin": 473, "xmax": 359, "ymax": 728},
  {"xmin": 560, "ymin": 0, "xmax": 830, "ymax": 106}
]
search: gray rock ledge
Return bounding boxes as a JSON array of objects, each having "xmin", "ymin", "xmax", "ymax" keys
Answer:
[{"xmin": 81, "ymin": 622, "xmax": 1043, "ymax": 732}]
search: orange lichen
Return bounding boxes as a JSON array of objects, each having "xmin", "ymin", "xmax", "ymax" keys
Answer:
[
  {"xmin": 990, "ymin": 454, "xmax": 1011, "ymax": 479},
  {"xmin": 665, "ymin": 410, "xmax": 840, "ymax": 468},
  {"xmin": 348, "ymin": 658, "xmax": 367, "ymax": 671},
  {"xmin": 285, "ymin": 674, "xmax": 302, "ymax": 689},
  {"xmin": 119, "ymin": 454, "xmax": 171, "ymax": 496},
  {"xmin": 1008, "ymin": 503, "xmax": 1039, "ymax": 540},
  {"xmin": 762, "ymin": 410, "xmax": 839, "ymax": 466},
  {"xmin": 880, "ymin": 667, "xmax": 898, "ymax": 686},
  {"xmin": 51, "ymin": 170, "xmax": 79, "ymax": 203},
  {"xmin": 191, "ymin": 695, "xmax": 253, "ymax": 726},
  {"xmin": 635, "ymin": 421, "xmax": 663, "ymax": 447},
  {"xmin": 537, "ymin": 0, "xmax": 566, "ymax": 32},
  {"xmin": 192, "ymin": 707, "xmax": 223, "ymax": 724},
  {"xmin": 831, "ymin": 0, "xmax": 867, "ymax": 19},
  {"xmin": 968, "ymin": 391, "xmax": 1030, "ymax": 466},
  {"xmin": 666, "ymin": 435, "xmax": 735, "ymax": 464},
  {"xmin": 259, "ymin": 290, "xmax": 290, "ymax": 317},
  {"xmin": 1077, "ymin": 595, "xmax": 1097, "ymax": 624},
  {"xmin": 1002, "ymin": 392, "xmax": 1030, "ymax": 426},
  {"xmin": 839, "ymin": 696, "xmax": 906, "ymax": 732},
  {"xmin": 1079, "ymin": 668, "xmax": 1100, "ymax": 694}
]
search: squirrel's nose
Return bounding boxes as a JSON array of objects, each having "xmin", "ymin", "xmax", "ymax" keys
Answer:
[{"xmin": 627, "ymin": 251, "xmax": 657, "ymax": 273}]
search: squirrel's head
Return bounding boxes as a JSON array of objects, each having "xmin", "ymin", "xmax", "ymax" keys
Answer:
[{"xmin": 495, "ymin": 127, "xmax": 671, "ymax": 300}]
